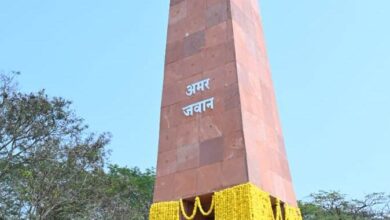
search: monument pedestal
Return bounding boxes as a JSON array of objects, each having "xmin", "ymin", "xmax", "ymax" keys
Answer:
[
  {"xmin": 150, "ymin": 0, "xmax": 302, "ymax": 219},
  {"xmin": 150, "ymin": 183, "xmax": 301, "ymax": 220}
]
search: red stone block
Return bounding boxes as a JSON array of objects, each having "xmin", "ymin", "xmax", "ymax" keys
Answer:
[
  {"xmin": 197, "ymin": 163, "xmax": 223, "ymax": 194},
  {"xmin": 199, "ymin": 137, "xmax": 224, "ymax": 166},
  {"xmin": 174, "ymin": 169, "xmax": 197, "ymax": 199},
  {"xmin": 186, "ymin": 0, "xmax": 206, "ymax": 17},
  {"xmin": 184, "ymin": 31, "xmax": 205, "ymax": 57},
  {"xmin": 154, "ymin": 174, "xmax": 175, "ymax": 202},
  {"xmin": 222, "ymin": 156, "xmax": 247, "ymax": 187},
  {"xmin": 156, "ymin": 149, "xmax": 177, "ymax": 177},
  {"xmin": 177, "ymin": 143, "xmax": 200, "ymax": 171}
]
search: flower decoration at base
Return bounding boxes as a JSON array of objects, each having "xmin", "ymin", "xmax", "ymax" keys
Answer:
[
  {"xmin": 149, "ymin": 201, "xmax": 179, "ymax": 220},
  {"xmin": 149, "ymin": 183, "xmax": 302, "ymax": 220}
]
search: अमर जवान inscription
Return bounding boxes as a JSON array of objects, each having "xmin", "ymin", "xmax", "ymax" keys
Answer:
[{"xmin": 182, "ymin": 78, "xmax": 214, "ymax": 117}]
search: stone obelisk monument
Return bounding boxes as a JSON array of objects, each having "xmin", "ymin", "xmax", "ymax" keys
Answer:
[{"xmin": 150, "ymin": 0, "xmax": 302, "ymax": 219}]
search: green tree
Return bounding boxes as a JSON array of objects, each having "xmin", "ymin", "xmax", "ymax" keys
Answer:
[
  {"xmin": 90, "ymin": 165, "xmax": 155, "ymax": 220},
  {"xmin": 349, "ymin": 193, "xmax": 390, "ymax": 220},
  {"xmin": 0, "ymin": 72, "xmax": 110, "ymax": 219},
  {"xmin": 1, "ymin": 72, "xmax": 156, "ymax": 219},
  {"xmin": 299, "ymin": 191, "xmax": 390, "ymax": 220}
]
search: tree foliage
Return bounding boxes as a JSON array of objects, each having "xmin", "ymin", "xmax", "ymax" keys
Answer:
[
  {"xmin": 91, "ymin": 165, "xmax": 155, "ymax": 220},
  {"xmin": 299, "ymin": 191, "xmax": 390, "ymax": 220},
  {"xmin": 0, "ymin": 72, "xmax": 154, "ymax": 219}
]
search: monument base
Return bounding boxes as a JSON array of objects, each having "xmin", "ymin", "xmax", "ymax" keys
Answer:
[{"xmin": 149, "ymin": 183, "xmax": 302, "ymax": 220}]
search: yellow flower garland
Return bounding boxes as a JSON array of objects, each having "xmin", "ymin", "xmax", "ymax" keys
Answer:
[
  {"xmin": 274, "ymin": 199, "xmax": 283, "ymax": 220},
  {"xmin": 179, "ymin": 196, "xmax": 215, "ymax": 220},
  {"xmin": 214, "ymin": 183, "xmax": 275, "ymax": 220},
  {"xmin": 149, "ymin": 183, "xmax": 302, "ymax": 220},
  {"xmin": 284, "ymin": 203, "xmax": 303, "ymax": 220},
  {"xmin": 179, "ymin": 198, "xmax": 198, "ymax": 220},
  {"xmin": 149, "ymin": 201, "xmax": 179, "ymax": 220},
  {"xmin": 197, "ymin": 196, "xmax": 215, "ymax": 216}
]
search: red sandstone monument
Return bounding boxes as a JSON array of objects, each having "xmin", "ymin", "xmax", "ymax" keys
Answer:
[{"xmin": 150, "ymin": 0, "xmax": 302, "ymax": 219}]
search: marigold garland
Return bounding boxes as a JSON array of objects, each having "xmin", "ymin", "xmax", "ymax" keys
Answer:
[
  {"xmin": 149, "ymin": 183, "xmax": 303, "ymax": 220},
  {"xmin": 178, "ymin": 196, "xmax": 215, "ymax": 219},
  {"xmin": 284, "ymin": 203, "xmax": 302, "ymax": 220},
  {"xmin": 149, "ymin": 201, "xmax": 179, "ymax": 220},
  {"xmin": 274, "ymin": 198, "xmax": 283, "ymax": 220},
  {"xmin": 214, "ymin": 183, "xmax": 275, "ymax": 220},
  {"xmin": 197, "ymin": 196, "xmax": 215, "ymax": 216},
  {"xmin": 180, "ymin": 198, "xmax": 198, "ymax": 220}
]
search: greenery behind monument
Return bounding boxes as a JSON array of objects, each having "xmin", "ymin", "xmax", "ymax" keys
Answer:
[{"xmin": 0, "ymin": 72, "xmax": 389, "ymax": 219}]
